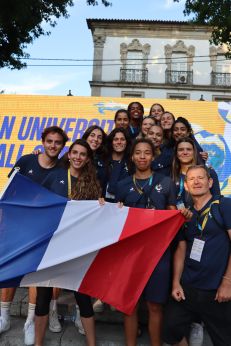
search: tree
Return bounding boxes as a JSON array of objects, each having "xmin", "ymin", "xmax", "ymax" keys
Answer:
[
  {"xmin": 174, "ymin": 0, "xmax": 231, "ymax": 56},
  {"xmin": 0, "ymin": 0, "xmax": 111, "ymax": 70}
]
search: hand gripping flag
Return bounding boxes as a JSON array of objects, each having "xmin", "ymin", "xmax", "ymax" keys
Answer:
[{"xmin": 0, "ymin": 172, "xmax": 184, "ymax": 314}]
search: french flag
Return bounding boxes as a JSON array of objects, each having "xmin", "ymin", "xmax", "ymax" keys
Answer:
[{"xmin": 0, "ymin": 172, "xmax": 184, "ymax": 314}]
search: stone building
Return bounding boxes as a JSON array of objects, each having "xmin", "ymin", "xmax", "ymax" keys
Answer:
[{"xmin": 87, "ymin": 19, "xmax": 231, "ymax": 101}]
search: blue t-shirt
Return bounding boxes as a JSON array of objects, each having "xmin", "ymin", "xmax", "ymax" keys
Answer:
[
  {"xmin": 128, "ymin": 125, "xmax": 140, "ymax": 139},
  {"xmin": 93, "ymin": 154, "xmax": 107, "ymax": 195},
  {"xmin": 9, "ymin": 154, "xmax": 60, "ymax": 184},
  {"xmin": 151, "ymin": 145, "xmax": 173, "ymax": 177},
  {"xmin": 41, "ymin": 168, "xmax": 70, "ymax": 198},
  {"xmin": 105, "ymin": 158, "xmax": 129, "ymax": 202},
  {"xmin": 116, "ymin": 172, "xmax": 176, "ymax": 209},
  {"xmin": 181, "ymin": 196, "xmax": 231, "ymax": 290}
]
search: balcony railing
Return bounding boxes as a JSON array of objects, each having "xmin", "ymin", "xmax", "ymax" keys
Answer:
[
  {"xmin": 211, "ymin": 72, "xmax": 231, "ymax": 86},
  {"xmin": 165, "ymin": 70, "xmax": 193, "ymax": 85},
  {"xmin": 120, "ymin": 68, "xmax": 148, "ymax": 83}
]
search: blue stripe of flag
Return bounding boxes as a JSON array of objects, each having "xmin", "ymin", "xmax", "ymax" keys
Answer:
[{"xmin": 0, "ymin": 173, "xmax": 67, "ymax": 287}]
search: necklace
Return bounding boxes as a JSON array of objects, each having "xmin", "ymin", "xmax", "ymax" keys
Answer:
[{"xmin": 133, "ymin": 174, "xmax": 153, "ymax": 195}]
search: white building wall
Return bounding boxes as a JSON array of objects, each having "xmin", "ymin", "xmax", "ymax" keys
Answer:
[
  {"xmin": 102, "ymin": 36, "xmax": 212, "ymax": 85},
  {"xmin": 100, "ymin": 86, "xmax": 230, "ymax": 102}
]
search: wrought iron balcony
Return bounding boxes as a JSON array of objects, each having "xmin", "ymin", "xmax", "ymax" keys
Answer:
[
  {"xmin": 211, "ymin": 72, "xmax": 231, "ymax": 86},
  {"xmin": 120, "ymin": 68, "xmax": 148, "ymax": 83},
  {"xmin": 165, "ymin": 70, "xmax": 193, "ymax": 85}
]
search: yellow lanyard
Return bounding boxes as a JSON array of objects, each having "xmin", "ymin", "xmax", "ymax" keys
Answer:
[
  {"xmin": 67, "ymin": 169, "xmax": 72, "ymax": 198},
  {"xmin": 198, "ymin": 199, "xmax": 220, "ymax": 232}
]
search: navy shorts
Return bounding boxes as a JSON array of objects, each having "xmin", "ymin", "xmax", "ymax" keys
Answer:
[{"xmin": 143, "ymin": 249, "xmax": 171, "ymax": 304}]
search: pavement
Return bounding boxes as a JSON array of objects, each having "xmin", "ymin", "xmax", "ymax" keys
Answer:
[{"xmin": 0, "ymin": 288, "xmax": 213, "ymax": 346}]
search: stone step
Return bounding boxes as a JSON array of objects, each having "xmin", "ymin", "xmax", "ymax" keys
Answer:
[
  {"xmin": 0, "ymin": 316, "xmax": 150, "ymax": 346},
  {"xmin": 0, "ymin": 288, "xmax": 213, "ymax": 346}
]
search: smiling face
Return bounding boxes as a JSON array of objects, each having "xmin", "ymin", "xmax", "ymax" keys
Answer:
[
  {"xmin": 150, "ymin": 104, "xmax": 164, "ymax": 122},
  {"xmin": 160, "ymin": 112, "xmax": 175, "ymax": 130},
  {"xmin": 141, "ymin": 117, "xmax": 155, "ymax": 136},
  {"xmin": 173, "ymin": 122, "xmax": 189, "ymax": 141},
  {"xmin": 132, "ymin": 142, "xmax": 154, "ymax": 172},
  {"xmin": 86, "ymin": 129, "xmax": 103, "ymax": 151},
  {"xmin": 42, "ymin": 132, "xmax": 65, "ymax": 159},
  {"xmin": 68, "ymin": 144, "xmax": 89, "ymax": 171},
  {"xmin": 129, "ymin": 103, "xmax": 144, "ymax": 121},
  {"xmin": 177, "ymin": 141, "xmax": 195, "ymax": 165},
  {"xmin": 112, "ymin": 132, "xmax": 127, "ymax": 154},
  {"xmin": 115, "ymin": 111, "xmax": 130, "ymax": 129},
  {"xmin": 147, "ymin": 125, "xmax": 163, "ymax": 148},
  {"xmin": 185, "ymin": 167, "xmax": 213, "ymax": 197}
]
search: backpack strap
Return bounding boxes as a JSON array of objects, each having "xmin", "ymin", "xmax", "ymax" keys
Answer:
[{"xmin": 210, "ymin": 195, "xmax": 225, "ymax": 229}]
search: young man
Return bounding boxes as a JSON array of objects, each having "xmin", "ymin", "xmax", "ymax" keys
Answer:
[
  {"xmin": 0, "ymin": 126, "xmax": 68, "ymax": 345},
  {"xmin": 163, "ymin": 165, "xmax": 231, "ymax": 346}
]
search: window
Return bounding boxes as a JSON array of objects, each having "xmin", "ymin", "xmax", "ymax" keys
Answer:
[
  {"xmin": 212, "ymin": 95, "xmax": 231, "ymax": 102},
  {"xmin": 120, "ymin": 39, "xmax": 150, "ymax": 83},
  {"xmin": 167, "ymin": 93, "xmax": 190, "ymax": 100},
  {"xmin": 121, "ymin": 91, "xmax": 144, "ymax": 98},
  {"xmin": 165, "ymin": 41, "xmax": 194, "ymax": 85},
  {"xmin": 210, "ymin": 47, "xmax": 231, "ymax": 86}
]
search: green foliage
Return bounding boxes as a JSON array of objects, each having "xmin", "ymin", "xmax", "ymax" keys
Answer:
[
  {"xmin": 0, "ymin": 0, "xmax": 111, "ymax": 69},
  {"xmin": 87, "ymin": 0, "xmax": 111, "ymax": 6},
  {"xmin": 174, "ymin": 0, "xmax": 231, "ymax": 56}
]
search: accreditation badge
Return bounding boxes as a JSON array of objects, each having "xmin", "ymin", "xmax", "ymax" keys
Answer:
[{"xmin": 190, "ymin": 238, "xmax": 205, "ymax": 262}]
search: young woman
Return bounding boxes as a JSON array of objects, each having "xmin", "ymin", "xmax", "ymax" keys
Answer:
[
  {"xmin": 127, "ymin": 101, "xmax": 144, "ymax": 139},
  {"xmin": 116, "ymin": 138, "xmax": 178, "ymax": 346},
  {"xmin": 93, "ymin": 128, "xmax": 131, "ymax": 313},
  {"xmin": 160, "ymin": 111, "xmax": 175, "ymax": 144},
  {"xmin": 82, "ymin": 125, "xmax": 107, "ymax": 194},
  {"xmin": 146, "ymin": 124, "xmax": 174, "ymax": 176},
  {"xmin": 172, "ymin": 137, "xmax": 220, "ymax": 209},
  {"xmin": 114, "ymin": 109, "xmax": 130, "ymax": 130},
  {"xmin": 105, "ymin": 128, "xmax": 131, "ymax": 202},
  {"xmin": 34, "ymin": 139, "xmax": 102, "ymax": 346},
  {"xmin": 149, "ymin": 103, "xmax": 165, "ymax": 124},
  {"xmin": 172, "ymin": 117, "xmax": 208, "ymax": 163},
  {"xmin": 137, "ymin": 116, "xmax": 155, "ymax": 138}
]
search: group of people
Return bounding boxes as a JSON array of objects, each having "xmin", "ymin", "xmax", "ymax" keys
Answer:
[{"xmin": 0, "ymin": 101, "xmax": 231, "ymax": 346}]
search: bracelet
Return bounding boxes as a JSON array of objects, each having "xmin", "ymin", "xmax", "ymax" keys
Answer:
[{"xmin": 222, "ymin": 276, "xmax": 231, "ymax": 283}]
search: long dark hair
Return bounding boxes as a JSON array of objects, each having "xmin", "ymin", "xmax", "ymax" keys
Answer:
[
  {"xmin": 107, "ymin": 128, "xmax": 131, "ymax": 159},
  {"xmin": 82, "ymin": 125, "xmax": 107, "ymax": 158},
  {"xmin": 172, "ymin": 116, "xmax": 194, "ymax": 138},
  {"xmin": 172, "ymin": 137, "xmax": 198, "ymax": 183},
  {"xmin": 66, "ymin": 139, "xmax": 101, "ymax": 200}
]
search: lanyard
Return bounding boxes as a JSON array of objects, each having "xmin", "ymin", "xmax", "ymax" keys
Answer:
[
  {"xmin": 129, "ymin": 125, "xmax": 135, "ymax": 134},
  {"xmin": 67, "ymin": 169, "xmax": 72, "ymax": 198},
  {"xmin": 133, "ymin": 174, "xmax": 153, "ymax": 195},
  {"xmin": 197, "ymin": 199, "xmax": 220, "ymax": 234},
  {"xmin": 177, "ymin": 176, "xmax": 184, "ymax": 199}
]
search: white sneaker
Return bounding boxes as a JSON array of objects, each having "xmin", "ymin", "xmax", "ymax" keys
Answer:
[
  {"xmin": 74, "ymin": 307, "xmax": 85, "ymax": 335},
  {"xmin": 49, "ymin": 309, "xmax": 62, "ymax": 333},
  {"xmin": 24, "ymin": 320, "xmax": 35, "ymax": 346},
  {"xmin": 0, "ymin": 317, "xmax": 10, "ymax": 333},
  {"xmin": 93, "ymin": 299, "xmax": 104, "ymax": 313},
  {"xmin": 189, "ymin": 323, "xmax": 204, "ymax": 346}
]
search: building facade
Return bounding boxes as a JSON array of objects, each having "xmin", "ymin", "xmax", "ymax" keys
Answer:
[{"xmin": 87, "ymin": 19, "xmax": 231, "ymax": 101}]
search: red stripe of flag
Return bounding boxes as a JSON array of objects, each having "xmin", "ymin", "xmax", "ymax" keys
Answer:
[{"xmin": 79, "ymin": 209, "xmax": 184, "ymax": 314}]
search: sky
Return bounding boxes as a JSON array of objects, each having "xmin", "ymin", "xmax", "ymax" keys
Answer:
[{"xmin": 0, "ymin": 0, "xmax": 188, "ymax": 96}]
